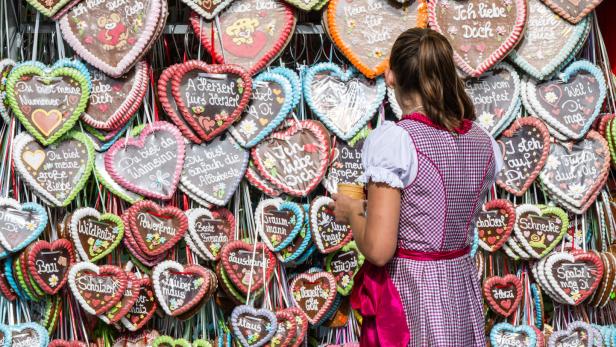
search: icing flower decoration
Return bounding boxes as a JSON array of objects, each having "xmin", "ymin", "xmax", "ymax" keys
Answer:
[
  {"xmin": 545, "ymin": 155, "xmax": 561, "ymax": 170},
  {"xmin": 544, "ymin": 91, "xmax": 559, "ymax": 104},
  {"xmin": 49, "ymin": 274, "xmax": 59, "ymax": 287},
  {"xmin": 240, "ymin": 120, "xmax": 258, "ymax": 137},
  {"xmin": 570, "ymin": 290, "xmax": 582, "ymax": 302},
  {"xmin": 372, "ymin": 48, "xmax": 384, "ymax": 58},
  {"xmin": 447, "ymin": 26, "xmax": 458, "ymax": 36},
  {"xmin": 569, "ymin": 183, "xmax": 586, "ymax": 198},
  {"xmin": 193, "ymin": 278, "xmax": 204, "ymax": 289},
  {"xmin": 496, "ymin": 26, "xmax": 507, "ymax": 37},
  {"xmin": 478, "ymin": 111, "xmax": 495, "ymax": 128}
]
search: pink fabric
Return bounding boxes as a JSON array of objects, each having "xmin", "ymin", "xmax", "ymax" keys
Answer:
[
  {"xmin": 401, "ymin": 113, "xmax": 473, "ymax": 135},
  {"xmin": 351, "ymin": 246, "xmax": 470, "ymax": 347}
]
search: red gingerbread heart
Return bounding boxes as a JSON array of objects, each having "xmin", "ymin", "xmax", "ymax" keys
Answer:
[
  {"xmin": 290, "ymin": 272, "xmax": 337, "ymax": 324},
  {"xmin": 27, "ymin": 239, "xmax": 75, "ymax": 295},
  {"xmin": 68, "ymin": 262, "xmax": 129, "ymax": 315},
  {"xmin": 121, "ymin": 278, "xmax": 158, "ymax": 331},
  {"xmin": 476, "ymin": 199, "xmax": 515, "ymax": 253},
  {"xmin": 127, "ymin": 200, "xmax": 188, "ymax": 257},
  {"xmin": 483, "ymin": 274, "xmax": 523, "ymax": 317},
  {"xmin": 220, "ymin": 240, "xmax": 277, "ymax": 295}
]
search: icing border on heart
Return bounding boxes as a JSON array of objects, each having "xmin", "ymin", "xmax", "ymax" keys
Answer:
[
  {"xmin": 325, "ymin": 241, "xmax": 365, "ymax": 296},
  {"xmin": 105, "ymin": 121, "xmax": 186, "ymax": 200},
  {"xmin": 7, "ymin": 322, "xmax": 49, "ymax": 347},
  {"xmin": 482, "ymin": 274, "xmax": 522, "ymax": 317},
  {"xmin": 230, "ymin": 305, "xmax": 278, "ymax": 347},
  {"xmin": 310, "ymin": 196, "xmax": 353, "ymax": 254},
  {"xmin": 513, "ymin": 204, "xmax": 568, "ymax": 259},
  {"xmin": 68, "ymin": 261, "xmax": 129, "ymax": 315},
  {"xmin": 541, "ymin": 0, "xmax": 602, "ymax": 24},
  {"xmin": 523, "ymin": 60, "xmax": 607, "ymax": 140},
  {"xmin": 94, "ymin": 153, "xmax": 143, "ymax": 204},
  {"xmin": 186, "ymin": 207, "xmax": 236, "ymax": 261},
  {"xmin": 545, "ymin": 251, "xmax": 603, "ymax": 305},
  {"xmin": 0, "ymin": 59, "xmax": 15, "ymax": 123},
  {"xmin": 547, "ymin": 321, "xmax": 595, "ymax": 347},
  {"xmin": 221, "ymin": 240, "xmax": 277, "ymax": 295},
  {"xmin": 69, "ymin": 207, "xmax": 125, "ymax": 262},
  {"xmin": 476, "ymin": 199, "xmax": 515, "ymax": 253},
  {"xmin": 256, "ymin": 198, "xmax": 305, "ymax": 253},
  {"xmin": 120, "ymin": 277, "xmax": 158, "ymax": 331},
  {"xmin": 290, "ymin": 271, "xmax": 337, "ymax": 325},
  {"xmin": 99, "ymin": 271, "xmax": 141, "ymax": 324},
  {"xmin": 27, "ymin": 239, "xmax": 75, "ymax": 295},
  {"xmin": 303, "ymin": 63, "xmax": 385, "ymax": 140},
  {"xmin": 490, "ymin": 323, "xmax": 537, "ymax": 347},
  {"xmin": 428, "ymin": 0, "xmax": 527, "ymax": 77},
  {"xmin": 127, "ymin": 200, "xmax": 188, "ymax": 257},
  {"xmin": 0, "ymin": 198, "xmax": 47, "ymax": 257},
  {"xmin": 152, "ymin": 260, "xmax": 211, "ymax": 316}
]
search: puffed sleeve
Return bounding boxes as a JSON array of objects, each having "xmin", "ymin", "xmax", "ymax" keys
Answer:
[{"xmin": 358, "ymin": 121, "xmax": 416, "ymax": 189}]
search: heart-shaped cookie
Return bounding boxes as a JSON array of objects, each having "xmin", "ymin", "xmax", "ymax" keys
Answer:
[
  {"xmin": 465, "ymin": 62, "xmax": 521, "ymax": 136},
  {"xmin": 13, "ymin": 131, "xmax": 95, "ymax": 207},
  {"xmin": 326, "ymin": 0, "xmax": 427, "ymax": 79},
  {"xmin": 541, "ymin": 0, "xmax": 602, "ymax": 24},
  {"xmin": 252, "ymin": 119, "xmax": 330, "ymax": 197},
  {"xmin": 221, "ymin": 241, "xmax": 276, "ymax": 295},
  {"xmin": 99, "ymin": 272, "xmax": 141, "ymax": 324},
  {"xmin": 180, "ymin": 134, "xmax": 249, "ymax": 206},
  {"xmin": 476, "ymin": 199, "xmax": 515, "ymax": 253},
  {"xmin": 303, "ymin": 63, "xmax": 384, "ymax": 140},
  {"xmin": 265, "ymin": 309, "xmax": 297, "ymax": 347},
  {"xmin": 82, "ymin": 61, "xmax": 148, "ymax": 130},
  {"xmin": 310, "ymin": 196, "xmax": 352, "ymax": 254},
  {"xmin": 8, "ymin": 323, "xmax": 49, "ymax": 347},
  {"xmin": 113, "ymin": 330, "xmax": 161, "ymax": 347},
  {"xmin": 290, "ymin": 271, "xmax": 337, "ymax": 325},
  {"xmin": 231, "ymin": 305, "xmax": 278, "ymax": 347},
  {"xmin": 127, "ymin": 200, "xmax": 188, "ymax": 257},
  {"xmin": 6, "ymin": 62, "xmax": 90, "ymax": 145},
  {"xmin": 229, "ymin": 71, "xmax": 295, "ymax": 148},
  {"xmin": 26, "ymin": 239, "xmax": 74, "ymax": 295},
  {"xmin": 547, "ymin": 321, "xmax": 594, "ymax": 347},
  {"xmin": 121, "ymin": 277, "xmax": 158, "ymax": 331},
  {"xmin": 189, "ymin": 0, "xmax": 296, "ymax": 76},
  {"xmin": 483, "ymin": 275, "xmax": 522, "ymax": 317},
  {"xmin": 539, "ymin": 130, "xmax": 610, "ymax": 213},
  {"xmin": 105, "ymin": 121, "xmax": 185, "ymax": 200},
  {"xmin": 68, "ymin": 262, "xmax": 129, "ymax": 315},
  {"xmin": 0, "ymin": 198, "xmax": 47, "ymax": 257},
  {"xmin": 94, "ymin": 153, "xmax": 143, "ymax": 204},
  {"xmin": 246, "ymin": 160, "xmax": 283, "ymax": 197},
  {"xmin": 59, "ymin": 0, "xmax": 165, "ymax": 77},
  {"xmin": 513, "ymin": 204, "xmax": 568, "ymax": 259},
  {"xmin": 0, "ymin": 59, "xmax": 15, "ymax": 123},
  {"xmin": 490, "ymin": 323, "xmax": 537, "ymax": 347},
  {"xmin": 428, "ymin": 0, "xmax": 527, "ymax": 77},
  {"xmin": 323, "ymin": 137, "xmax": 366, "ymax": 194},
  {"xmin": 171, "ymin": 61, "xmax": 252, "ymax": 142},
  {"xmin": 523, "ymin": 60, "xmax": 606, "ymax": 140},
  {"xmin": 152, "ymin": 336, "xmax": 191, "ymax": 347},
  {"xmin": 186, "ymin": 207, "xmax": 235, "ymax": 261},
  {"xmin": 325, "ymin": 241, "xmax": 364, "ymax": 296},
  {"xmin": 496, "ymin": 117, "xmax": 551, "ymax": 196},
  {"xmin": 152, "ymin": 260, "xmax": 211, "ymax": 316},
  {"xmin": 69, "ymin": 207, "xmax": 124, "ymax": 262},
  {"xmin": 545, "ymin": 251, "xmax": 603, "ymax": 305},
  {"xmin": 182, "ymin": 0, "xmax": 234, "ymax": 19},
  {"xmin": 256, "ymin": 198, "xmax": 304, "ymax": 252},
  {"xmin": 508, "ymin": 0, "xmax": 590, "ymax": 80}
]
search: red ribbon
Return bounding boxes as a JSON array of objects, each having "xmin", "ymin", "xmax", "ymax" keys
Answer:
[{"xmin": 350, "ymin": 246, "xmax": 470, "ymax": 346}]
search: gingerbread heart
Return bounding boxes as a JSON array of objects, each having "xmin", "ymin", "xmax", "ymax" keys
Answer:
[
  {"xmin": 246, "ymin": 160, "xmax": 283, "ymax": 197},
  {"xmin": 82, "ymin": 61, "xmax": 148, "ymax": 130},
  {"xmin": 94, "ymin": 153, "xmax": 143, "ymax": 204},
  {"xmin": 290, "ymin": 271, "xmax": 337, "ymax": 325},
  {"xmin": 113, "ymin": 330, "xmax": 161, "ymax": 347},
  {"xmin": 547, "ymin": 321, "xmax": 594, "ymax": 347},
  {"xmin": 476, "ymin": 199, "xmax": 515, "ymax": 253},
  {"xmin": 171, "ymin": 61, "xmax": 252, "ymax": 142},
  {"xmin": 508, "ymin": 0, "xmax": 590, "ymax": 80},
  {"xmin": 256, "ymin": 198, "xmax": 304, "ymax": 252},
  {"xmin": 524, "ymin": 61, "xmax": 606, "ymax": 140},
  {"xmin": 69, "ymin": 207, "xmax": 124, "ymax": 262},
  {"xmin": 540, "ymin": 0, "xmax": 602, "ymax": 24},
  {"xmin": 428, "ymin": 0, "xmax": 527, "ymax": 77},
  {"xmin": 323, "ymin": 137, "xmax": 366, "ymax": 194},
  {"xmin": 490, "ymin": 323, "xmax": 537, "ymax": 347},
  {"xmin": 105, "ymin": 121, "xmax": 185, "ymax": 200},
  {"xmin": 0, "ymin": 59, "xmax": 15, "ymax": 123},
  {"xmin": 0, "ymin": 198, "xmax": 47, "ymax": 256},
  {"xmin": 539, "ymin": 130, "xmax": 610, "ymax": 213},
  {"xmin": 100, "ymin": 272, "xmax": 141, "ymax": 323},
  {"xmin": 13, "ymin": 131, "xmax": 95, "ymax": 207},
  {"xmin": 127, "ymin": 200, "xmax": 188, "ymax": 257},
  {"xmin": 59, "ymin": 0, "xmax": 165, "ymax": 77},
  {"xmin": 221, "ymin": 241, "xmax": 276, "ymax": 295},
  {"xmin": 252, "ymin": 120, "xmax": 330, "ymax": 197},
  {"xmin": 182, "ymin": 0, "xmax": 234, "ymax": 19},
  {"xmin": 229, "ymin": 71, "xmax": 296, "ymax": 148},
  {"xmin": 6, "ymin": 61, "xmax": 91, "ymax": 145},
  {"xmin": 121, "ymin": 278, "xmax": 158, "ymax": 331},
  {"xmin": 496, "ymin": 117, "xmax": 551, "ymax": 196},
  {"xmin": 513, "ymin": 205, "xmax": 568, "ymax": 259},
  {"xmin": 266, "ymin": 309, "xmax": 297, "ymax": 347},
  {"xmin": 465, "ymin": 62, "xmax": 521, "ymax": 136},
  {"xmin": 310, "ymin": 196, "xmax": 352, "ymax": 254},
  {"xmin": 326, "ymin": 0, "xmax": 427, "ymax": 79},
  {"xmin": 187, "ymin": 207, "xmax": 235, "ymax": 261},
  {"xmin": 303, "ymin": 63, "xmax": 384, "ymax": 140},
  {"xmin": 152, "ymin": 336, "xmax": 192, "ymax": 347},
  {"xmin": 8, "ymin": 323, "xmax": 49, "ymax": 347},
  {"xmin": 545, "ymin": 251, "xmax": 603, "ymax": 305},
  {"xmin": 483, "ymin": 275, "xmax": 522, "ymax": 317},
  {"xmin": 325, "ymin": 241, "xmax": 364, "ymax": 296},
  {"xmin": 231, "ymin": 305, "xmax": 278, "ymax": 347},
  {"xmin": 68, "ymin": 262, "xmax": 128, "ymax": 315},
  {"xmin": 180, "ymin": 134, "xmax": 249, "ymax": 206},
  {"xmin": 152, "ymin": 260, "xmax": 211, "ymax": 316},
  {"xmin": 190, "ymin": 0, "xmax": 296, "ymax": 76},
  {"xmin": 27, "ymin": 239, "xmax": 74, "ymax": 295}
]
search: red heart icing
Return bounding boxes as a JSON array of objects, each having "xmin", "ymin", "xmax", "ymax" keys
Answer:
[
  {"xmin": 482, "ymin": 274, "xmax": 522, "ymax": 317},
  {"xmin": 290, "ymin": 272, "xmax": 337, "ymax": 324},
  {"xmin": 102, "ymin": 272, "xmax": 142, "ymax": 323},
  {"xmin": 476, "ymin": 199, "xmax": 515, "ymax": 252},
  {"xmin": 189, "ymin": 0, "xmax": 296, "ymax": 75},
  {"xmin": 127, "ymin": 200, "xmax": 188, "ymax": 257},
  {"xmin": 540, "ymin": 0, "xmax": 603, "ymax": 24},
  {"xmin": 0, "ymin": 270, "xmax": 17, "ymax": 301},
  {"xmin": 265, "ymin": 309, "xmax": 298, "ymax": 347},
  {"xmin": 48, "ymin": 340, "xmax": 87, "ymax": 347},
  {"xmin": 496, "ymin": 117, "xmax": 551, "ymax": 196},
  {"xmin": 68, "ymin": 262, "xmax": 129, "ymax": 315},
  {"xmin": 152, "ymin": 261, "xmax": 212, "ymax": 316},
  {"xmin": 285, "ymin": 307, "xmax": 309, "ymax": 347},
  {"xmin": 171, "ymin": 60, "xmax": 252, "ymax": 142},
  {"xmin": 27, "ymin": 239, "xmax": 75, "ymax": 295},
  {"xmin": 251, "ymin": 120, "xmax": 331, "ymax": 197},
  {"xmin": 220, "ymin": 240, "xmax": 277, "ymax": 295},
  {"xmin": 121, "ymin": 278, "xmax": 158, "ymax": 331},
  {"xmin": 546, "ymin": 251, "xmax": 604, "ymax": 305}
]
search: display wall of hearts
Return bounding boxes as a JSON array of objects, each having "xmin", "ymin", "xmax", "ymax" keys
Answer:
[{"xmin": 0, "ymin": 0, "xmax": 613, "ymax": 345}]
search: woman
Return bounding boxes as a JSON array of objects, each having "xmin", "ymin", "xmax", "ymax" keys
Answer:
[{"xmin": 331, "ymin": 28, "xmax": 503, "ymax": 346}]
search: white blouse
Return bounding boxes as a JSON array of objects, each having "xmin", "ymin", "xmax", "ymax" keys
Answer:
[{"xmin": 358, "ymin": 121, "xmax": 504, "ymax": 188}]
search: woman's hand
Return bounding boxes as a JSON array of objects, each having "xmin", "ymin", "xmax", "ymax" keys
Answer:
[{"xmin": 329, "ymin": 194, "xmax": 364, "ymax": 224}]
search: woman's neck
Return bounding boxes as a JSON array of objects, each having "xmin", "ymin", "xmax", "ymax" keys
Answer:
[{"xmin": 398, "ymin": 92, "xmax": 424, "ymax": 115}]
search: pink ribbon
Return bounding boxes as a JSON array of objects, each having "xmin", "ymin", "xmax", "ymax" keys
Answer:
[{"xmin": 350, "ymin": 246, "xmax": 470, "ymax": 346}]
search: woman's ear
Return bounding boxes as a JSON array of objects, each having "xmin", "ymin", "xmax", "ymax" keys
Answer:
[{"xmin": 384, "ymin": 69, "xmax": 396, "ymax": 88}]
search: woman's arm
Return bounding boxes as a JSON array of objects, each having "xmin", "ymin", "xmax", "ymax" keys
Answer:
[{"xmin": 332, "ymin": 182, "xmax": 401, "ymax": 267}]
